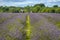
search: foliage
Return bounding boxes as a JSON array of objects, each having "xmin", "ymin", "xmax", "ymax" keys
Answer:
[
  {"xmin": 5, "ymin": 34, "xmax": 18, "ymax": 40},
  {"xmin": 55, "ymin": 8, "xmax": 60, "ymax": 13},
  {"xmin": 32, "ymin": 6, "xmax": 41, "ymax": 13},
  {"xmin": 0, "ymin": 17, "xmax": 7, "ymax": 23},
  {"xmin": 0, "ymin": 4, "xmax": 60, "ymax": 13},
  {"xmin": 53, "ymin": 5, "xmax": 58, "ymax": 7},
  {"xmin": 34, "ymin": 3, "xmax": 45, "ymax": 7},
  {"xmin": 55, "ymin": 21, "xmax": 60, "ymax": 28}
]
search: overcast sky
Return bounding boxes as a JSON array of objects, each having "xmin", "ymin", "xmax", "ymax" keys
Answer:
[{"xmin": 0, "ymin": 0, "xmax": 60, "ymax": 7}]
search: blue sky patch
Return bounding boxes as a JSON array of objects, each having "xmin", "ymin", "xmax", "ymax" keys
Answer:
[{"xmin": 0, "ymin": 0, "xmax": 60, "ymax": 7}]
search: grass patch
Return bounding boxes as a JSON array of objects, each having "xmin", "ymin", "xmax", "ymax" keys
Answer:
[
  {"xmin": 22, "ymin": 15, "xmax": 31, "ymax": 40},
  {"xmin": 5, "ymin": 34, "xmax": 19, "ymax": 40},
  {"xmin": 7, "ymin": 23, "xmax": 17, "ymax": 32},
  {"xmin": 55, "ymin": 21, "xmax": 60, "ymax": 28},
  {"xmin": 0, "ymin": 17, "xmax": 7, "ymax": 24}
]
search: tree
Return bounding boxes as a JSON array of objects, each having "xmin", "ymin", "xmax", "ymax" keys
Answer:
[
  {"xmin": 34, "ymin": 3, "xmax": 45, "ymax": 7},
  {"xmin": 2, "ymin": 6, "xmax": 9, "ymax": 12},
  {"xmin": 40, "ymin": 7, "xmax": 50, "ymax": 13},
  {"xmin": 49, "ymin": 9, "xmax": 55, "ymax": 13},
  {"xmin": 55, "ymin": 8, "xmax": 60, "ymax": 13},
  {"xmin": 53, "ymin": 5, "xmax": 58, "ymax": 7},
  {"xmin": 13, "ymin": 8, "xmax": 20, "ymax": 13},
  {"xmin": 32, "ymin": 6, "xmax": 41, "ymax": 13},
  {"xmin": 24, "ymin": 6, "xmax": 31, "ymax": 13}
]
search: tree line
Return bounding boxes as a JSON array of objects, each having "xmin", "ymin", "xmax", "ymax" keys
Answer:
[{"xmin": 0, "ymin": 3, "xmax": 60, "ymax": 13}]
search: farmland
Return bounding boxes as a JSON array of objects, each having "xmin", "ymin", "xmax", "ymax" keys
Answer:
[{"xmin": 0, "ymin": 13, "xmax": 60, "ymax": 40}]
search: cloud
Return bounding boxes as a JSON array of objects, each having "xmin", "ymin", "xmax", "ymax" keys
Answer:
[
  {"xmin": 0, "ymin": 0, "xmax": 41, "ymax": 7},
  {"xmin": 0, "ymin": 0, "xmax": 60, "ymax": 7},
  {"xmin": 0, "ymin": 0, "xmax": 27, "ymax": 2}
]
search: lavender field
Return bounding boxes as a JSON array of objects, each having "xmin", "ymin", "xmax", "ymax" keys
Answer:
[{"xmin": 0, "ymin": 13, "xmax": 60, "ymax": 40}]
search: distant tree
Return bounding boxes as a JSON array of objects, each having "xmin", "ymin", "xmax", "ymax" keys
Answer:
[
  {"xmin": 34, "ymin": 3, "xmax": 45, "ymax": 7},
  {"xmin": 24, "ymin": 6, "xmax": 31, "ymax": 13},
  {"xmin": 32, "ymin": 3, "xmax": 45, "ymax": 13},
  {"xmin": 53, "ymin": 5, "xmax": 58, "ymax": 7},
  {"xmin": 55, "ymin": 8, "xmax": 60, "ymax": 13},
  {"xmin": 13, "ymin": 8, "xmax": 20, "ymax": 13},
  {"xmin": 50, "ymin": 9, "xmax": 55, "ymax": 13},
  {"xmin": 32, "ymin": 6, "xmax": 40, "ymax": 13},
  {"xmin": 41, "ymin": 7, "xmax": 50, "ymax": 13},
  {"xmin": 0, "ymin": 4, "xmax": 60, "ymax": 13},
  {"xmin": 2, "ymin": 6, "xmax": 9, "ymax": 12}
]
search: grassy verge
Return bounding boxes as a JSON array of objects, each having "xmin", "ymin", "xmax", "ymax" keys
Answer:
[{"xmin": 22, "ymin": 14, "xmax": 31, "ymax": 40}]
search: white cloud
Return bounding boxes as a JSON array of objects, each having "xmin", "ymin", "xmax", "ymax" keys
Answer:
[
  {"xmin": 0, "ymin": 1, "xmax": 41, "ymax": 6},
  {"xmin": 48, "ymin": 0, "xmax": 60, "ymax": 2},
  {"xmin": 48, "ymin": 0, "xmax": 56, "ymax": 2},
  {"xmin": 0, "ymin": 2, "xmax": 31, "ymax": 6},
  {"xmin": 0, "ymin": 0, "xmax": 60, "ymax": 7}
]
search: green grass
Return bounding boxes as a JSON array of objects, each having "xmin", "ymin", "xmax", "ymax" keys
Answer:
[
  {"xmin": 0, "ymin": 17, "xmax": 7, "ymax": 23},
  {"xmin": 7, "ymin": 23, "xmax": 17, "ymax": 32},
  {"xmin": 22, "ymin": 15, "xmax": 31, "ymax": 40},
  {"xmin": 5, "ymin": 34, "xmax": 19, "ymax": 40},
  {"xmin": 55, "ymin": 21, "xmax": 60, "ymax": 28}
]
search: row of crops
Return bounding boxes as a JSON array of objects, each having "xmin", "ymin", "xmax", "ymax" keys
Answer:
[{"xmin": 0, "ymin": 13, "xmax": 60, "ymax": 40}]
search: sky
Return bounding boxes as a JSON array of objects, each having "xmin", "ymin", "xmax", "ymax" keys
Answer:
[{"xmin": 0, "ymin": 0, "xmax": 60, "ymax": 7}]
